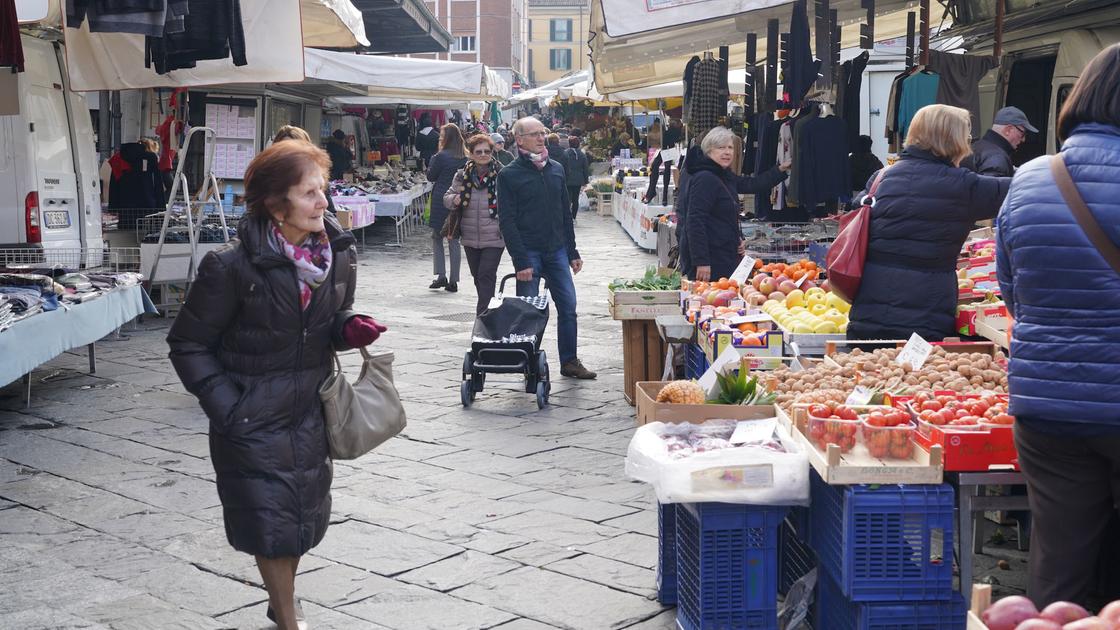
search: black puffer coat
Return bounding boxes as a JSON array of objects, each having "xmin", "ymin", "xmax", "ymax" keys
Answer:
[
  {"xmin": 848, "ymin": 147, "xmax": 1009, "ymax": 341},
  {"xmin": 167, "ymin": 213, "xmax": 358, "ymax": 558}
]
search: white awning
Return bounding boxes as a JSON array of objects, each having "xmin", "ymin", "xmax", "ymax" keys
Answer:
[
  {"xmin": 301, "ymin": 0, "xmax": 369, "ymax": 48},
  {"xmin": 591, "ymin": 0, "xmax": 924, "ymax": 95},
  {"xmin": 305, "ymin": 48, "xmax": 486, "ymax": 94}
]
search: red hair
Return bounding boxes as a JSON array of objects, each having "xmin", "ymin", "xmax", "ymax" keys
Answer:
[{"xmin": 243, "ymin": 141, "xmax": 330, "ymax": 217}]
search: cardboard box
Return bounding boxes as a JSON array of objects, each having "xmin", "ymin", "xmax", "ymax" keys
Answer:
[
  {"xmin": 702, "ymin": 329, "xmax": 784, "ymax": 370},
  {"xmin": 635, "ymin": 381, "xmax": 776, "ymax": 425},
  {"xmin": 334, "ymin": 208, "xmax": 354, "ymax": 229}
]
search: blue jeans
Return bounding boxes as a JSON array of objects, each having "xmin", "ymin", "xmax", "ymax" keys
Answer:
[{"xmin": 516, "ymin": 248, "xmax": 578, "ymax": 364}]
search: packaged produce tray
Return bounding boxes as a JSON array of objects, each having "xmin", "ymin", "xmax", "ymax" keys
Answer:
[
  {"xmin": 701, "ymin": 329, "xmax": 785, "ymax": 370},
  {"xmin": 887, "ymin": 392, "xmax": 1018, "ymax": 472},
  {"xmin": 635, "ymin": 381, "xmax": 777, "ymax": 426},
  {"xmin": 779, "ymin": 404, "xmax": 943, "ymax": 485}
]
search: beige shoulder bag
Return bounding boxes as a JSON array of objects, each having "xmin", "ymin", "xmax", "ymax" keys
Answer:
[{"xmin": 319, "ymin": 348, "xmax": 407, "ymax": 460}]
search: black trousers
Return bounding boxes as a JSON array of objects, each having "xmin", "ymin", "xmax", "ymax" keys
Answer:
[
  {"xmin": 568, "ymin": 186, "xmax": 582, "ymax": 220},
  {"xmin": 1015, "ymin": 423, "xmax": 1120, "ymax": 609},
  {"xmin": 463, "ymin": 246, "xmax": 504, "ymax": 315}
]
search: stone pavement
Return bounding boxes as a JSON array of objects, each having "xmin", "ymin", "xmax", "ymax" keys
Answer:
[
  {"xmin": 0, "ymin": 210, "xmax": 1027, "ymax": 630},
  {"xmin": 0, "ymin": 211, "xmax": 681, "ymax": 630}
]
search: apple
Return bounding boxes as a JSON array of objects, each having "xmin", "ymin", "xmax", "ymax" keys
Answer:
[
  {"xmin": 706, "ymin": 290, "xmax": 722, "ymax": 305},
  {"xmin": 769, "ymin": 290, "xmax": 786, "ymax": 302},
  {"xmin": 779, "ymin": 280, "xmax": 798, "ymax": 294},
  {"xmin": 801, "ymin": 280, "xmax": 817, "ymax": 291},
  {"xmin": 751, "ymin": 274, "xmax": 770, "ymax": 291},
  {"xmin": 759, "ymin": 278, "xmax": 776, "ymax": 295},
  {"xmin": 775, "ymin": 274, "xmax": 791, "ymax": 285},
  {"xmin": 747, "ymin": 293, "xmax": 767, "ymax": 306}
]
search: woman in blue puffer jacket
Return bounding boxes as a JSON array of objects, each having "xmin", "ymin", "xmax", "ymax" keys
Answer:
[{"xmin": 995, "ymin": 43, "xmax": 1120, "ymax": 611}]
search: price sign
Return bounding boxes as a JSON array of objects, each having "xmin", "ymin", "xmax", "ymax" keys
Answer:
[
  {"xmin": 794, "ymin": 274, "xmax": 809, "ymax": 288},
  {"xmin": 845, "ymin": 385, "xmax": 875, "ymax": 406},
  {"xmin": 896, "ymin": 333, "xmax": 933, "ymax": 370},
  {"xmin": 729, "ymin": 255, "xmax": 757, "ymax": 285}
]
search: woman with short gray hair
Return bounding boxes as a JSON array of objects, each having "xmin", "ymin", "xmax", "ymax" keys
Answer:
[{"xmin": 683, "ymin": 127, "xmax": 790, "ymax": 281}]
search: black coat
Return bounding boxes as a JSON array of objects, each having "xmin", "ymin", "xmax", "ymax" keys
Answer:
[
  {"xmin": 427, "ymin": 150, "xmax": 468, "ymax": 231},
  {"xmin": 167, "ymin": 213, "xmax": 358, "ymax": 558},
  {"xmin": 848, "ymin": 147, "xmax": 1010, "ymax": 341},
  {"xmin": 415, "ymin": 127, "xmax": 440, "ymax": 165},
  {"xmin": 964, "ymin": 129, "xmax": 1015, "ymax": 177},
  {"xmin": 684, "ymin": 156, "xmax": 788, "ymax": 279},
  {"xmin": 496, "ymin": 154, "xmax": 578, "ymax": 271},
  {"xmin": 326, "ymin": 140, "xmax": 353, "ymax": 180},
  {"xmin": 109, "ymin": 143, "xmax": 166, "ymax": 230}
]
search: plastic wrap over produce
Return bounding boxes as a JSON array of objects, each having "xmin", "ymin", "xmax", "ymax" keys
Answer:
[{"xmin": 625, "ymin": 419, "xmax": 809, "ymax": 506}]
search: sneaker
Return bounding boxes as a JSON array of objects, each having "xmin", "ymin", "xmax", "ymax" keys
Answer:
[
  {"xmin": 429, "ymin": 277, "xmax": 448, "ymax": 289},
  {"xmin": 445, "ymin": 282, "xmax": 458, "ymax": 293},
  {"xmin": 266, "ymin": 598, "xmax": 306, "ymax": 628},
  {"xmin": 560, "ymin": 359, "xmax": 597, "ymax": 379}
]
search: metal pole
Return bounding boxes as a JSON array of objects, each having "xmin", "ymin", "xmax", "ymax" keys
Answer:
[
  {"xmin": 766, "ymin": 19, "xmax": 779, "ymax": 110},
  {"xmin": 994, "ymin": 0, "xmax": 1005, "ymax": 58},
  {"xmin": 815, "ymin": 0, "xmax": 831, "ymax": 90},
  {"xmin": 905, "ymin": 12, "xmax": 916, "ymax": 70},
  {"xmin": 98, "ymin": 91, "xmax": 112, "ymax": 159},
  {"xmin": 919, "ymin": 0, "xmax": 930, "ymax": 66},
  {"xmin": 111, "ymin": 91, "xmax": 122, "ymax": 151}
]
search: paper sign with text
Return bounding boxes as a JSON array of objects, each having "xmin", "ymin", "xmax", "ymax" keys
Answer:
[
  {"xmin": 896, "ymin": 333, "xmax": 933, "ymax": 370},
  {"xmin": 729, "ymin": 255, "xmax": 757, "ymax": 285},
  {"xmin": 698, "ymin": 344, "xmax": 743, "ymax": 396}
]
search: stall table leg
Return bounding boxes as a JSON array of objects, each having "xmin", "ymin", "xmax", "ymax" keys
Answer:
[{"xmin": 953, "ymin": 472, "xmax": 1031, "ymax": 604}]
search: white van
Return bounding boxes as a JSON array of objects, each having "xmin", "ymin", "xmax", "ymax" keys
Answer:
[{"xmin": 0, "ymin": 32, "xmax": 102, "ymax": 265}]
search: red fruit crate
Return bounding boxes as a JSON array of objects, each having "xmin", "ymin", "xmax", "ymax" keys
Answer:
[{"xmin": 911, "ymin": 425, "xmax": 1017, "ymax": 472}]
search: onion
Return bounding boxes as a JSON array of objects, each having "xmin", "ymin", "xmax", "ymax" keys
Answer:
[
  {"xmin": 1060, "ymin": 618, "xmax": 1110, "ymax": 630},
  {"xmin": 1014, "ymin": 621, "xmax": 1061, "ymax": 630},
  {"xmin": 983, "ymin": 596, "xmax": 1041, "ymax": 630},
  {"xmin": 1098, "ymin": 601, "xmax": 1120, "ymax": 627},
  {"xmin": 1040, "ymin": 602, "xmax": 1090, "ymax": 624}
]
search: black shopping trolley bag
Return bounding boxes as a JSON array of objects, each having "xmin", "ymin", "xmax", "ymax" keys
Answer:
[{"xmin": 471, "ymin": 293, "xmax": 550, "ymax": 348}]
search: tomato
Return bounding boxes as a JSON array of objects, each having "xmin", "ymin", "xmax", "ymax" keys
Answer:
[
  {"xmin": 866, "ymin": 412, "xmax": 888, "ymax": 427},
  {"xmin": 835, "ymin": 406, "xmax": 858, "ymax": 421},
  {"xmin": 987, "ymin": 413, "xmax": 1015, "ymax": 425},
  {"xmin": 889, "ymin": 410, "xmax": 910, "ymax": 426},
  {"xmin": 920, "ymin": 400, "xmax": 942, "ymax": 412},
  {"xmin": 955, "ymin": 408, "xmax": 971, "ymax": 420},
  {"xmin": 808, "ymin": 404, "xmax": 832, "ymax": 419},
  {"xmin": 919, "ymin": 409, "xmax": 942, "ymax": 424},
  {"xmin": 969, "ymin": 401, "xmax": 991, "ymax": 416},
  {"xmin": 938, "ymin": 409, "xmax": 957, "ymax": 424}
]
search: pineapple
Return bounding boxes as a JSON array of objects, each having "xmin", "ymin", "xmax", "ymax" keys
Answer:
[{"xmin": 656, "ymin": 380, "xmax": 706, "ymax": 405}]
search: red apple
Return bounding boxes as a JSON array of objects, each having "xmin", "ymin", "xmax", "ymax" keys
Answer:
[
  {"xmin": 751, "ymin": 274, "xmax": 770, "ymax": 291},
  {"xmin": 779, "ymin": 280, "xmax": 798, "ymax": 294},
  {"xmin": 759, "ymin": 278, "xmax": 776, "ymax": 295}
]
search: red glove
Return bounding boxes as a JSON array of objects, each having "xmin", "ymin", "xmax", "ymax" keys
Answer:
[{"xmin": 342, "ymin": 316, "xmax": 387, "ymax": 347}]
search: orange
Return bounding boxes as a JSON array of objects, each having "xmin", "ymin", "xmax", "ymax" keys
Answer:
[{"xmin": 717, "ymin": 279, "xmax": 730, "ymax": 290}]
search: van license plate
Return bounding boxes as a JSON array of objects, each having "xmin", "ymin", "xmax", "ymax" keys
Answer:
[{"xmin": 43, "ymin": 210, "xmax": 71, "ymax": 229}]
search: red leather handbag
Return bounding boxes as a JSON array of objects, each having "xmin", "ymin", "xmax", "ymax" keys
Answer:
[{"xmin": 826, "ymin": 170, "xmax": 885, "ymax": 303}]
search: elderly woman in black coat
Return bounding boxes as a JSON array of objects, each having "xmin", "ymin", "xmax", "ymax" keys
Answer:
[
  {"xmin": 685, "ymin": 126, "xmax": 789, "ymax": 281},
  {"xmin": 848, "ymin": 104, "xmax": 1010, "ymax": 341},
  {"xmin": 167, "ymin": 141, "xmax": 385, "ymax": 630}
]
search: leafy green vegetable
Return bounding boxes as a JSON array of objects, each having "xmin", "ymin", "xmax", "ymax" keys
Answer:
[
  {"xmin": 711, "ymin": 367, "xmax": 778, "ymax": 406},
  {"xmin": 609, "ymin": 266, "xmax": 681, "ymax": 292}
]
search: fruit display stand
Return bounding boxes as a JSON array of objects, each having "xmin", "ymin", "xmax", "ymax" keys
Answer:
[
  {"xmin": 610, "ymin": 271, "xmax": 685, "ymax": 405},
  {"xmin": 614, "ymin": 190, "xmax": 670, "ymax": 251},
  {"xmin": 778, "ymin": 403, "xmax": 944, "ymax": 485},
  {"xmin": 621, "ymin": 322, "xmax": 668, "ymax": 405}
]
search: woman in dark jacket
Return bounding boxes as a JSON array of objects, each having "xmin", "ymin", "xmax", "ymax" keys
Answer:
[
  {"xmin": 426, "ymin": 124, "xmax": 468, "ymax": 292},
  {"xmin": 848, "ymin": 104, "xmax": 1010, "ymax": 341},
  {"xmin": 444, "ymin": 133, "xmax": 505, "ymax": 314},
  {"xmin": 685, "ymin": 127, "xmax": 789, "ymax": 281},
  {"xmin": 415, "ymin": 113, "xmax": 440, "ymax": 167},
  {"xmin": 167, "ymin": 141, "xmax": 385, "ymax": 630},
  {"xmin": 995, "ymin": 45, "xmax": 1120, "ymax": 610}
]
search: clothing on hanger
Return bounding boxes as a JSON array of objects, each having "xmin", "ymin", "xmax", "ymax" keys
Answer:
[
  {"xmin": 796, "ymin": 113, "xmax": 849, "ymax": 207},
  {"xmin": 146, "ymin": 0, "xmax": 247, "ymax": 75},
  {"xmin": 682, "ymin": 56, "xmax": 701, "ymax": 123},
  {"xmin": 784, "ymin": 1, "xmax": 822, "ymax": 107},
  {"xmin": 686, "ymin": 56, "xmax": 726, "ymax": 140},
  {"xmin": 927, "ymin": 50, "xmax": 999, "ymax": 139},
  {"xmin": 839, "ymin": 51, "xmax": 870, "ymax": 150},
  {"xmin": 897, "ymin": 69, "xmax": 940, "ymax": 144},
  {"xmin": 1, "ymin": 0, "xmax": 24, "ymax": 73}
]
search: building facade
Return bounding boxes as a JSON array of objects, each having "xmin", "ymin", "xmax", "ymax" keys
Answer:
[
  {"xmin": 526, "ymin": 0, "xmax": 589, "ymax": 85},
  {"xmin": 417, "ymin": 0, "xmax": 529, "ymax": 88}
]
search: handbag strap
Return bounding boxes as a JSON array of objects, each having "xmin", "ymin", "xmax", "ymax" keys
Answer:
[
  {"xmin": 1051, "ymin": 155, "xmax": 1120, "ymax": 275},
  {"xmin": 858, "ymin": 169, "xmax": 887, "ymax": 207}
]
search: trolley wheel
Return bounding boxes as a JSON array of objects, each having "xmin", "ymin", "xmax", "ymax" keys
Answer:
[
  {"xmin": 461, "ymin": 379, "xmax": 474, "ymax": 407},
  {"xmin": 537, "ymin": 352, "xmax": 550, "ymax": 384},
  {"xmin": 536, "ymin": 381, "xmax": 549, "ymax": 409},
  {"xmin": 472, "ymin": 371, "xmax": 486, "ymax": 392},
  {"xmin": 462, "ymin": 352, "xmax": 473, "ymax": 380}
]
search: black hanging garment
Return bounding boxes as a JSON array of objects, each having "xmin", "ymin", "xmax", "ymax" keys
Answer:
[
  {"xmin": 686, "ymin": 57, "xmax": 726, "ymax": 140},
  {"xmin": 784, "ymin": 1, "xmax": 821, "ymax": 107},
  {"xmin": 146, "ymin": 0, "xmax": 247, "ymax": 74},
  {"xmin": 796, "ymin": 112, "xmax": 850, "ymax": 208},
  {"xmin": 839, "ymin": 51, "xmax": 870, "ymax": 151}
]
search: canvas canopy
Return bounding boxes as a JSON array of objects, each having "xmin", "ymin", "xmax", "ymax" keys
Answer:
[
  {"xmin": 62, "ymin": 0, "xmax": 368, "ymax": 91},
  {"xmin": 308, "ymin": 49, "xmax": 508, "ymax": 104},
  {"xmin": 591, "ymin": 0, "xmax": 927, "ymax": 95}
]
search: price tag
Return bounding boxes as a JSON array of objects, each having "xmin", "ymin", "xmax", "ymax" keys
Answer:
[
  {"xmin": 794, "ymin": 274, "xmax": 809, "ymax": 288},
  {"xmin": 788, "ymin": 356, "xmax": 806, "ymax": 373},
  {"xmin": 660, "ymin": 147, "xmax": 681, "ymax": 162},
  {"xmin": 895, "ymin": 332, "xmax": 933, "ymax": 370},
  {"xmin": 699, "ymin": 345, "xmax": 743, "ymax": 397},
  {"xmin": 727, "ymin": 313, "xmax": 773, "ymax": 325},
  {"xmin": 845, "ymin": 385, "xmax": 875, "ymax": 406},
  {"xmin": 730, "ymin": 418, "xmax": 778, "ymax": 444},
  {"xmin": 729, "ymin": 255, "xmax": 757, "ymax": 285}
]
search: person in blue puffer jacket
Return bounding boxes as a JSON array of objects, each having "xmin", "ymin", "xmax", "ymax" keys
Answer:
[{"xmin": 995, "ymin": 43, "xmax": 1120, "ymax": 610}]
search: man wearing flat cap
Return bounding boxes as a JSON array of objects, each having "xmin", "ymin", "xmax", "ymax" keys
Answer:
[{"xmin": 966, "ymin": 106, "xmax": 1039, "ymax": 177}]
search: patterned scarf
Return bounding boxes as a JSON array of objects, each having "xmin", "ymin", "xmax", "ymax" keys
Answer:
[
  {"xmin": 519, "ymin": 147, "xmax": 549, "ymax": 170},
  {"xmin": 268, "ymin": 223, "xmax": 333, "ymax": 310},
  {"xmin": 460, "ymin": 161, "xmax": 499, "ymax": 218}
]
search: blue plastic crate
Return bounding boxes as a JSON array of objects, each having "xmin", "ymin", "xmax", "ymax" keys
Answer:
[
  {"xmin": 658, "ymin": 502, "xmax": 678, "ymax": 605},
  {"xmin": 818, "ymin": 571, "xmax": 967, "ymax": 630},
  {"xmin": 676, "ymin": 502, "xmax": 788, "ymax": 630},
  {"xmin": 685, "ymin": 343, "xmax": 710, "ymax": 379},
  {"xmin": 808, "ymin": 472, "xmax": 955, "ymax": 602}
]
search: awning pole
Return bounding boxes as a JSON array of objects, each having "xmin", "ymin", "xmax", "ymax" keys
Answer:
[
  {"xmin": 905, "ymin": 11, "xmax": 916, "ymax": 69},
  {"xmin": 919, "ymin": 0, "xmax": 931, "ymax": 66},
  {"xmin": 766, "ymin": 19, "xmax": 779, "ymax": 110},
  {"xmin": 746, "ymin": 33, "xmax": 757, "ymax": 117},
  {"xmin": 860, "ymin": 0, "xmax": 876, "ymax": 50},
  {"xmin": 815, "ymin": 0, "xmax": 832, "ymax": 90},
  {"xmin": 995, "ymin": 0, "xmax": 1006, "ymax": 58}
]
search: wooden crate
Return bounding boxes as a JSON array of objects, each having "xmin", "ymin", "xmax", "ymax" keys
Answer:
[
  {"xmin": 778, "ymin": 403, "xmax": 944, "ymax": 485},
  {"xmin": 967, "ymin": 584, "xmax": 991, "ymax": 630},
  {"xmin": 823, "ymin": 338, "xmax": 1001, "ymax": 358},
  {"xmin": 623, "ymin": 321, "xmax": 667, "ymax": 405},
  {"xmin": 634, "ymin": 382, "xmax": 776, "ymax": 425},
  {"xmin": 608, "ymin": 288, "xmax": 681, "ymax": 320}
]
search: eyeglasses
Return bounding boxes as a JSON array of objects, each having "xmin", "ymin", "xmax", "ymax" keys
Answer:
[
  {"xmin": 518, "ymin": 131, "xmax": 547, "ymax": 138},
  {"xmin": 473, "ymin": 149, "xmax": 493, "ymax": 155}
]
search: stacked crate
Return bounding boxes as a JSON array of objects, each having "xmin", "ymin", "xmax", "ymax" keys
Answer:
[{"xmin": 807, "ymin": 471, "xmax": 965, "ymax": 629}]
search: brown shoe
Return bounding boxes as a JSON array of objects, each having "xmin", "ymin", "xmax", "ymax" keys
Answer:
[{"xmin": 561, "ymin": 359, "xmax": 597, "ymax": 379}]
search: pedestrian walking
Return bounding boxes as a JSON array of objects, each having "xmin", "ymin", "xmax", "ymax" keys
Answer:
[
  {"xmin": 166, "ymin": 140, "xmax": 386, "ymax": 630},
  {"xmin": 444, "ymin": 134, "xmax": 506, "ymax": 315},
  {"xmin": 565, "ymin": 136, "xmax": 591, "ymax": 220},
  {"xmin": 996, "ymin": 43, "xmax": 1120, "ymax": 610},
  {"xmin": 498, "ymin": 116, "xmax": 597, "ymax": 379},
  {"xmin": 426, "ymin": 124, "xmax": 469, "ymax": 292},
  {"xmin": 848, "ymin": 104, "xmax": 1010, "ymax": 341}
]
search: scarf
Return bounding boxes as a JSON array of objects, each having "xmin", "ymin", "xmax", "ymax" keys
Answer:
[
  {"xmin": 460, "ymin": 161, "xmax": 499, "ymax": 218},
  {"xmin": 268, "ymin": 223, "xmax": 333, "ymax": 310},
  {"xmin": 519, "ymin": 147, "xmax": 549, "ymax": 170}
]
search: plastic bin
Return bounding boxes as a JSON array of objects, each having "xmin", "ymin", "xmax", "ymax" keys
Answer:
[
  {"xmin": 817, "ymin": 571, "xmax": 967, "ymax": 630},
  {"xmin": 658, "ymin": 501, "xmax": 677, "ymax": 605},
  {"xmin": 778, "ymin": 517, "xmax": 816, "ymax": 597},
  {"xmin": 685, "ymin": 343, "xmax": 710, "ymax": 379},
  {"xmin": 808, "ymin": 472, "xmax": 955, "ymax": 602},
  {"xmin": 676, "ymin": 502, "xmax": 788, "ymax": 630}
]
